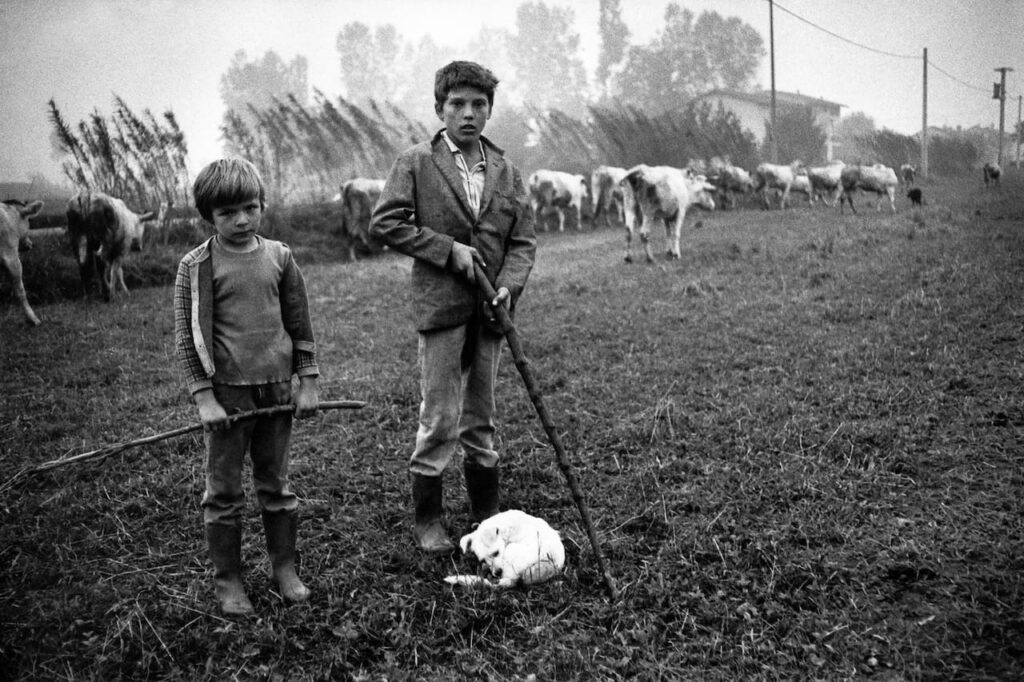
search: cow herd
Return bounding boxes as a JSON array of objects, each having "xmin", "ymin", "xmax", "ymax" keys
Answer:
[{"xmin": 0, "ymin": 158, "xmax": 1009, "ymax": 326}]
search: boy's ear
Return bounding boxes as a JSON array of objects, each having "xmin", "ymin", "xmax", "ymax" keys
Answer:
[{"xmin": 434, "ymin": 101, "xmax": 444, "ymax": 120}]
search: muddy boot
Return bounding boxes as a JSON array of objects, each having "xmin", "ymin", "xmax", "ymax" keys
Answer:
[
  {"xmin": 262, "ymin": 511, "xmax": 310, "ymax": 604},
  {"xmin": 412, "ymin": 474, "xmax": 455, "ymax": 554},
  {"xmin": 464, "ymin": 462, "xmax": 500, "ymax": 524},
  {"xmin": 206, "ymin": 523, "xmax": 255, "ymax": 617}
]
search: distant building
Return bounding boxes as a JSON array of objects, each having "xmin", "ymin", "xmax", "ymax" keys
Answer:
[{"xmin": 694, "ymin": 89, "xmax": 845, "ymax": 161}]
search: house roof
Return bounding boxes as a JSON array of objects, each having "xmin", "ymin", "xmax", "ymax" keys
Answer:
[{"xmin": 698, "ymin": 89, "xmax": 845, "ymax": 112}]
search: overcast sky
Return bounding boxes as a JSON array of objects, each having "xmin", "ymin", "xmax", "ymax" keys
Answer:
[{"xmin": 2, "ymin": 0, "xmax": 1021, "ymax": 181}]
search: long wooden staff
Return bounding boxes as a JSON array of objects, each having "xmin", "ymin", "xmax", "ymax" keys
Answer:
[
  {"xmin": 28, "ymin": 400, "xmax": 367, "ymax": 474},
  {"xmin": 475, "ymin": 264, "xmax": 617, "ymax": 600}
]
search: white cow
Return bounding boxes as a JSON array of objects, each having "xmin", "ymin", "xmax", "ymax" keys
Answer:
[
  {"xmin": 807, "ymin": 161, "xmax": 846, "ymax": 207},
  {"xmin": 839, "ymin": 164, "xmax": 898, "ymax": 214},
  {"xmin": 66, "ymin": 192, "xmax": 156, "ymax": 300},
  {"xmin": 1, "ymin": 200, "xmax": 45, "ymax": 325},
  {"xmin": 527, "ymin": 169, "xmax": 587, "ymax": 232},
  {"xmin": 621, "ymin": 165, "xmax": 716, "ymax": 263},
  {"xmin": 338, "ymin": 177, "xmax": 386, "ymax": 261},
  {"xmin": 753, "ymin": 161, "xmax": 805, "ymax": 209},
  {"xmin": 709, "ymin": 164, "xmax": 755, "ymax": 210},
  {"xmin": 589, "ymin": 165, "xmax": 628, "ymax": 228}
]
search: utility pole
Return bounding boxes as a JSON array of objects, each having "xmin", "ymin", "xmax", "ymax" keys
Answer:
[
  {"xmin": 769, "ymin": 0, "xmax": 778, "ymax": 164},
  {"xmin": 1017, "ymin": 94, "xmax": 1022, "ymax": 169},
  {"xmin": 994, "ymin": 67, "xmax": 1013, "ymax": 167},
  {"xmin": 921, "ymin": 48, "xmax": 928, "ymax": 180}
]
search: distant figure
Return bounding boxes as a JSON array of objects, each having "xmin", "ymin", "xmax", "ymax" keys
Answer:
[
  {"xmin": 983, "ymin": 162, "xmax": 1001, "ymax": 188},
  {"xmin": 906, "ymin": 187, "xmax": 923, "ymax": 207}
]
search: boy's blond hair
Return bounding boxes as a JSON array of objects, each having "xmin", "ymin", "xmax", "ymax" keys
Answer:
[{"xmin": 193, "ymin": 158, "xmax": 266, "ymax": 222}]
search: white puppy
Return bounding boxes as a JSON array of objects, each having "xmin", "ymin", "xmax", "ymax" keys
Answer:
[{"xmin": 444, "ymin": 510, "xmax": 565, "ymax": 588}]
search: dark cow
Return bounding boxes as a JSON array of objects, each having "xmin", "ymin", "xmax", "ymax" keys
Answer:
[
  {"xmin": 338, "ymin": 178, "xmax": 386, "ymax": 261},
  {"xmin": 66, "ymin": 191, "xmax": 156, "ymax": 300},
  {"xmin": 983, "ymin": 162, "xmax": 1002, "ymax": 188},
  {"xmin": 839, "ymin": 164, "xmax": 898, "ymax": 214},
  {"xmin": 1, "ymin": 199, "xmax": 44, "ymax": 325},
  {"xmin": 906, "ymin": 188, "xmax": 923, "ymax": 206},
  {"xmin": 621, "ymin": 165, "xmax": 716, "ymax": 263}
]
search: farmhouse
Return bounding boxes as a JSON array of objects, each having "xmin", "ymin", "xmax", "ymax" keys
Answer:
[{"xmin": 694, "ymin": 89, "xmax": 845, "ymax": 162}]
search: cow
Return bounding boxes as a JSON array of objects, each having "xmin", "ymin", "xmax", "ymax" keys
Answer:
[
  {"xmin": 709, "ymin": 164, "xmax": 755, "ymax": 210},
  {"xmin": 1, "ymin": 199, "xmax": 44, "ymax": 325},
  {"xmin": 899, "ymin": 164, "xmax": 916, "ymax": 186},
  {"xmin": 983, "ymin": 162, "xmax": 1002, "ymax": 188},
  {"xmin": 807, "ymin": 161, "xmax": 846, "ymax": 207},
  {"xmin": 839, "ymin": 164, "xmax": 898, "ymax": 214},
  {"xmin": 789, "ymin": 172, "xmax": 815, "ymax": 205},
  {"xmin": 907, "ymin": 188, "xmax": 924, "ymax": 206},
  {"xmin": 527, "ymin": 169, "xmax": 587, "ymax": 232},
  {"xmin": 620, "ymin": 165, "xmax": 716, "ymax": 263},
  {"xmin": 753, "ymin": 161, "xmax": 805, "ymax": 209},
  {"xmin": 66, "ymin": 191, "xmax": 156, "ymax": 301},
  {"xmin": 589, "ymin": 165, "xmax": 628, "ymax": 228},
  {"xmin": 338, "ymin": 177, "xmax": 385, "ymax": 261}
]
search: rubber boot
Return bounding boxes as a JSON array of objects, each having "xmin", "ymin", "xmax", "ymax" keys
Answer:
[
  {"xmin": 412, "ymin": 474, "xmax": 455, "ymax": 554},
  {"xmin": 206, "ymin": 523, "xmax": 255, "ymax": 617},
  {"xmin": 464, "ymin": 462, "xmax": 500, "ymax": 524},
  {"xmin": 262, "ymin": 511, "xmax": 310, "ymax": 603}
]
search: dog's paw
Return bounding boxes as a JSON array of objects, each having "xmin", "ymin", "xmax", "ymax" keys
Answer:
[{"xmin": 444, "ymin": 575, "xmax": 497, "ymax": 588}]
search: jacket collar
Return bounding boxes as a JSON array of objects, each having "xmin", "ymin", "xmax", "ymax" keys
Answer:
[{"xmin": 431, "ymin": 129, "xmax": 505, "ymax": 219}]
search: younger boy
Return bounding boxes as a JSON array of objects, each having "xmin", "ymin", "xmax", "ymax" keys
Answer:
[
  {"xmin": 371, "ymin": 61, "xmax": 536, "ymax": 553},
  {"xmin": 174, "ymin": 158, "xmax": 319, "ymax": 615}
]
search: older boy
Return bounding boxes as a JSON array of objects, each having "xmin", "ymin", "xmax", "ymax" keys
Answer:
[
  {"xmin": 371, "ymin": 61, "xmax": 536, "ymax": 554},
  {"xmin": 174, "ymin": 158, "xmax": 319, "ymax": 615}
]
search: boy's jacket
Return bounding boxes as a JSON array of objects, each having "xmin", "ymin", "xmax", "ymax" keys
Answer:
[{"xmin": 370, "ymin": 131, "xmax": 537, "ymax": 332}]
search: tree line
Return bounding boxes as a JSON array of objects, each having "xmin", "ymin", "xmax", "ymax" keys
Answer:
[{"xmin": 46, "ymin": 1, "xmax": 991, "ymax": 208}]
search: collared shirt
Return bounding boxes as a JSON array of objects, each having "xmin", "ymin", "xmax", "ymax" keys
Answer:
[{"xmin": 441, "ymin": 130, "xmax": 487, "ymax": 218}]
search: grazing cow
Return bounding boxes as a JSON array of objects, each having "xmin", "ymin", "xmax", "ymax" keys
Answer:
[
  {"xmin": 709, "ymin": 164, "xmax": 755, "ymax": 209},
  {"xmin": 1, "ymin": 199, "xmax": 44, "ymax": 325},
  {"xmin": 789, "ymin": 172, "xmax": 814, "ymax": 205},
  {"xmin": 839, "ymin": 164, "xmax": 898, "ymax": 214},
  {"xmin": 907, "ymin": 188, "xmax": 924, "ymax": 206},
  {"xmin": 66, "ymin": 191, "xmax": 156, "ymax": 300},
  {"xmin": 621, "ymin": 165, "xmax": 716, "ymax": 263},
  {"xmin": 900, "ymin": 164, "xmax": 916, "ymax": 186},
  {"xmin": 528, "ymin": 169, "xmax": 587, "ymax": 232},
  {"xmin": 983, "ymin": 162, "xmax": 1002, "ymax": 188},
  {"xmin": 338, "ymin": 177, "xmax": 386, "ymax": 261},
  {"xmin": 589, "ymin": 165, "xmax": 628, "ymax": 228},
  {"xmin": 807, "ymin": 161, "xmax": 846, "ymax": 207},
  {"xmin": 753, "ymin": 161, "xmax": 805, "ymax": 209}
]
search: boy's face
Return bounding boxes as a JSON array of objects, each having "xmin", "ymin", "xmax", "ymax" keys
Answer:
[
  {"xmin": 210, "ymin": 198, "xmax": 262, "ymax": 250},
  {"xmin": 436, "ymin": 86, "xmax": 491, "ymax": 150}
]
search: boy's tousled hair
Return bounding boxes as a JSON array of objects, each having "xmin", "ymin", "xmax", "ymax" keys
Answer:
[
  {"xmin": 193, "ymin": 157, "xmax": 266, "ymax": 222},
  {"xmin": 434, "ymin": 61, "xmax": 499, "ymax": 108}
]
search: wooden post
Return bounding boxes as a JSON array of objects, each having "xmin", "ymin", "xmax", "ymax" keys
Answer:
[{"xmin": 921, "ymin": 48, "xmax": 929, "ymax": 180}]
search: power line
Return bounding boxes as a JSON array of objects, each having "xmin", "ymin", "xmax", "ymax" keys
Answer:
[
  {"xmin": 770, "ymin": 1, "xmax": 918, "ymax": 60},
  {"xmin": 770, "ymin": 0, "xmax": 1019, "ymax": 102}
]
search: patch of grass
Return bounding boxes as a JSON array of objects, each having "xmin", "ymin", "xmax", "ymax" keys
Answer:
[{"xmin": 2, "ymin": 178, "xmax": 1023, "ymax": 679}]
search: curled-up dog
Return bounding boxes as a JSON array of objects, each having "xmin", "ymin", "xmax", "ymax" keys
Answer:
[{"xmin": 444, "ymin": 510, "xmax": 565, "ymax": 588}]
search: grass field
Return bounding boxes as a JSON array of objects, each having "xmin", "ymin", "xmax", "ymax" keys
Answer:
[{"xmin": 2, "ymin": 177, "xmax": 1023, "ymax": 680}]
